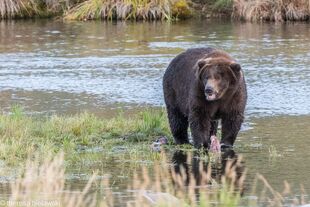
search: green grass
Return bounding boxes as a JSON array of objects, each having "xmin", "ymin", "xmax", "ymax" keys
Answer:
[{"xmin": 0, "ymin": 107, "xmax": 170, "ymax": 165}]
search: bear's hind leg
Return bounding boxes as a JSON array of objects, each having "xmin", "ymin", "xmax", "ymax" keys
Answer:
[{"xmin": 167, "ymin": 106, "xmax": 189, "ymax": 144}]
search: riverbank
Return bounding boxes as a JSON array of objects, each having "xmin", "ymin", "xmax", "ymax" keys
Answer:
[
  {"xmin": 1, "ymin": 0, "xmax": 310, "ymax": 21},
  {"xmin": 0, "ymin": 107, "xmax": 171, "ymax": 165}
]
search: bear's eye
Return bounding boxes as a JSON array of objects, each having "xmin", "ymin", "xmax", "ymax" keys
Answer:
[{"xmin": 214, "ymin": 75, "xmax": 221, "ymax": 80}]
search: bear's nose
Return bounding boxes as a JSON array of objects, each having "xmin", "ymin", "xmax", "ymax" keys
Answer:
[{"xmin": 205, "ymin": 86, "xmax": 214, "ymax": 94}]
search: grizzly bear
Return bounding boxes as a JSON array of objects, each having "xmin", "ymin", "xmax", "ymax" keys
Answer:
[{"xmin": 163, "ymin": 48, "xmax": 247, "ymax": 149}]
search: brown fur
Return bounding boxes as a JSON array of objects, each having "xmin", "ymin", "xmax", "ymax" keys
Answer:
[{"xmin": 163, "ymin": 48, "xmax": 247, "ymax": 148}]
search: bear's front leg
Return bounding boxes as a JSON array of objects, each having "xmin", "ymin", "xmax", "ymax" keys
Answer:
[
  {"xmin": 221, "ymin": 112, "xmax": 244, "ymax": 148},
  {"xmin": 189, "ymin": 113, "xmax": 211, "ymax": 148}
]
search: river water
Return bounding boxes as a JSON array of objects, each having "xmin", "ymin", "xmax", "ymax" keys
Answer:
[{"xmin": 0, "ymin": 19, "xmax": 310, "ymax": 205}]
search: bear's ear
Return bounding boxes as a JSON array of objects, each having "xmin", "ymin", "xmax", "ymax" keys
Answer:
[
  {"xmin": 230, "ymin": 63, "xmax": 241, "ymax": 73},
  {"xmin": 198, "ymin": 59, "xmax": 207, "ymax": 69},
  {"xmin": 197, "ymin": 58, "xmax": 212, "ymax": 69},
  {"xmin": 195, "ymin": 61, "xmax": 204, "ymax": 80},
  {"xmin": 196, "ymin": 58, "xmax": 212, "ymax": 80}
]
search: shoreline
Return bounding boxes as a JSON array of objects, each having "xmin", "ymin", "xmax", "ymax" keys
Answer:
[{"xmin": 1, "ymin": 0, "xmax": 310, "ymax": 22}]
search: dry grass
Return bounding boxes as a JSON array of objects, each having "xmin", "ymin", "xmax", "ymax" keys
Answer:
[
  {"xmin": 6, "ymin": 151, "xmax": 309, "ymax": 206},
  {"xmin": 0, "ymin": 0, "xmax": 24, "ymax": 18},
  {"xmin": 64, "ymin": 0, "xmax": 172, "ymax": 20},
  {"xmin": 127, "ymin": 152, "xmax": 246, "ymax": 206},
  {"xmin": 0, "ymin": 0, "xmax": 66, "ymax": 19},
  {"xmin": 8, "ymin": 151, "xmax": 246, "ymax": 207},
  {"xmin": 0, "ymin": 0, "xmax": 191, "ymax": 20},
  {"xmin": 9, "ymin": 152, "xmax": 99, "ymax": 207},
  {"xmin": 233, "ymin": 0, "xmax": 310, "ymax": 21}
]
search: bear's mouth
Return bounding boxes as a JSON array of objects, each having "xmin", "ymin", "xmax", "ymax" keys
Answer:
[{"xmin": 205, "ymin": 92, "xmax": 218, "ymax": 101}]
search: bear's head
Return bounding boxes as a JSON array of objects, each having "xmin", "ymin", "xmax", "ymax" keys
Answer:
[{"xmin": 195, "ymin": 53, "xmax": 241, "ymax": 101}]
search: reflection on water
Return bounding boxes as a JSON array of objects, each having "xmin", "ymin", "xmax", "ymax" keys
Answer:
[
  {"xmin": 238, "ymin": 115, "xmax": 310, "ymax": 194},
  {"xmin": 172, "ymin": 149, "xmax": 245, "ymax": 191},
  {"xmin": 0, "ymin": 20, "xmax": 310, "ymax": 116}
]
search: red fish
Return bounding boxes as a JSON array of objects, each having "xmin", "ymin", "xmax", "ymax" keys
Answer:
[{"xmin": 210, "ymin": 135, "xmax": 221, "ymax": 153}]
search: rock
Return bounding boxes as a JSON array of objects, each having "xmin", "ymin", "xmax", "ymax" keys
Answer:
[
  {"xmin": 143, "ymin": 191, "xmax": 182, "ymax": 205},
  {"xmin": 150, "ymin": 136, "xmax": 168, "ymax": 152}
]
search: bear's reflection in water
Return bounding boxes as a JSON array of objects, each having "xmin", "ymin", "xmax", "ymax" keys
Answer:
[{"xmin": 171, "ymin": 149, "xmax": 246, "ymax": 200}]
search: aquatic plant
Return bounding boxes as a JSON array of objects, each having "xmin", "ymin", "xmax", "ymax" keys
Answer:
[{"xmin": 233, "ymin": 0, "xmax": 310, "ymax": 21}]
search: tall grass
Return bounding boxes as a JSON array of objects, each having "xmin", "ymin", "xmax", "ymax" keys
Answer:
[
  {"xmin": 0, "ymin": 0, "xmax": 69, "ymax": 19},
  {"xmin": 0, "ymin": 0, "xmax": 192, "ymax": 20},
  {"xmin": 10, "ymin": 153, "xmax": 99, "ymax": 207},
  {"xmin": 233, "ymin": 0, "xmax": 310, "ymax": 21},
  {"xmin": 64, "ymin": 0, "xmax": 172, "ymax": 20},
  {"xmin": 9, "ymin": 151, "xmax": 308, "ymax": 206},
  {"xmin": 9, "ymin": 151, "xmax": 245, "ymax": 206},
  {"xmin": 0, "ymin": 0, "xmax": 21, "ymax": 18}
]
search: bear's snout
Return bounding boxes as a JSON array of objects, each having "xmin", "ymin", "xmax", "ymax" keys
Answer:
[
  {"xmin": 205, "ymin": 86, "xmax": 214, "ymax": 95},
  {"xmin": 205, "ymin": 86, "xmax": 218, "ymax": 101}
]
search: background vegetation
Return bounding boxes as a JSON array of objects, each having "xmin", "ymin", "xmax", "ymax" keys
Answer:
[
  {"xmin": 233, "ymin": 0, "xmax": 310, "ymax": 21},
  {"xmin": 0, "ymin": 0, "xmax": 310, "ymax": 21},
  {"xmin": 1, "ymin": 0, "xmax": 309, "ymax": 21}
]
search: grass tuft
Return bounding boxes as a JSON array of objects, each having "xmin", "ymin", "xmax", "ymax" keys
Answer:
[
  {"xmin": 233, "ymin": 0, "xmax": 310, "ymax": 21},
  {"xmin": 64, "ymin": 0, "xmax": 172, "ymax": 20},
  {"xmin": 10, "ymin": 152, "xmax": 98, "ymax": 207}
]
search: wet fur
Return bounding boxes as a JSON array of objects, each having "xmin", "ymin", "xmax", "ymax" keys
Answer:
[{"xmin": 163, "ymin": 48, "xmax": 247, "ymax": 148}]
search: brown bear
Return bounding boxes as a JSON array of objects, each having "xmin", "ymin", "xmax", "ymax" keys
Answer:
[{"xmin": 163, "ymin": 48, "xmax": 247, "ymax": 149}]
